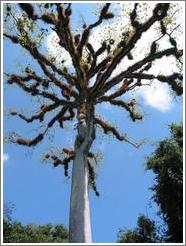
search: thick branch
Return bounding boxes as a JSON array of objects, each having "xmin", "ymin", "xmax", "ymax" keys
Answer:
[
  {"xmin": 88, "ymin": 57, "xmax": 111, "ymax": 81},
  {"xmin": 37, "ymin": 62, "xmax": 79, "ymax": 99}
]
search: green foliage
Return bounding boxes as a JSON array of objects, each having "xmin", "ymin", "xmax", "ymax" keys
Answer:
[
  {"xmin": 3, "ymin": 207, "xmax": 69, "ymax": 243},
  {"xmin": 146, "ymin": 123, "xmax": 183, "ymax": 242},
  {"xmin": 117, "ymin": 123, "xmax": 183, "ymax": 243},
  {"xmin": 3, "ymin": 219, "xmax": 69, "ymax": 243},
  {"xmin": 117, "ymin": 215, "xmax": 159, "ymax": 243}
]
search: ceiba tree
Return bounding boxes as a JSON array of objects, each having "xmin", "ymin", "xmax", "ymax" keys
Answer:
[{"xmin": 4, "ymin": 3, "xmax": 183, "ymax": 243}]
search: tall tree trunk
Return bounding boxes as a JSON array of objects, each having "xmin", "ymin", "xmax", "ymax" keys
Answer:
[
  {"xmin": 69, "ymin": 148, "xmax": 92, "ymax": 243},
  {"xmin": 69, "ymin": 103, "xmax": 95, "ymax": 243}
]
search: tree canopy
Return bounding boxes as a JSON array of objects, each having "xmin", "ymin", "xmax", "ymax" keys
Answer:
[
  {"xmin": 3, "ymin": 204, "xmax": 69, "ymax": 243},
  {"xmin": 117, "ymin": 123, "xmax": 183, "ymax": 243},
  {"xmin": 146, "ymin": 123, "xmax": 183, "ymax": 242},
  {"xmin": 117, "ymin": 215, "xmax": 159, "ymax": 243}
]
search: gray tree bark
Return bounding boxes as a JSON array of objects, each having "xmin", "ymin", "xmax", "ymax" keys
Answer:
[{"xmin": 69, "ymin": 103, "xmax": 95, "ymax": 243}]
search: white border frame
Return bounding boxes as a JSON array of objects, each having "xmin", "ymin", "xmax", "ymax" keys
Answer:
[{"xmin": 1, "ymin": 1, "xmax": 185, "ymax": 245}]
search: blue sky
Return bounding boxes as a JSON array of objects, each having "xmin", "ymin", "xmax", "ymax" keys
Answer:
[{"xmin": 3, "ymin": 3, "xmax": 183, "ymax": 243}]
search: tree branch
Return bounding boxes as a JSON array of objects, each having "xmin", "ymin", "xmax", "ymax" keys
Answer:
[
  {"xmin": 4, "ymin": 31, "xmax": 77, "ymax": 89},
  {"xmin": 95, "ymin": 116, "xmax": 141, "ymax": 147},
  {"xmin": 91, "ymin": 4, "xmax": 170, "ymax": 93},
  {"xmin": 13, "ymin": 106, "xmax": 70, "ymax": 147},
  {"xmin": 77, "ymin": 3, "xmax": 112, "ymax": 57},
  {"xmin": 97, "ymin": 98, "xmax": 143, "ymax": 122},
  {"xmin": 8, "ymin": 101, "xmax": 67, "ymax": 123},
  {"xmin": 100, "ymin": 48, "xmax": 183, "ymax": 96},
  {"xmin": 45, "ymin": 152, "xmax": 74, "ymax": 176},
  {"xmin": 5, "ymin": 73, "xmax": 74, "ymax": 103},
  {"xmin": 55, "ymin": 4, "xmax": 86, "ymax": 90}
]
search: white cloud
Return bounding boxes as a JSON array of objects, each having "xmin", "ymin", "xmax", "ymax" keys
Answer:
[
  {"xmin": 45, "ymin": 31, "xmax": 73, "ymax": 67},
  {"xmin": 101, "ymin": 102, "xmax": 112, "ymax": 110},
  {"xmin": 135, "ymin": 80, "xmax": 173, "ymax": 112},
  {"xmin": 3, "ymin": 153, "xmax": 10, "ymax": 162}
]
